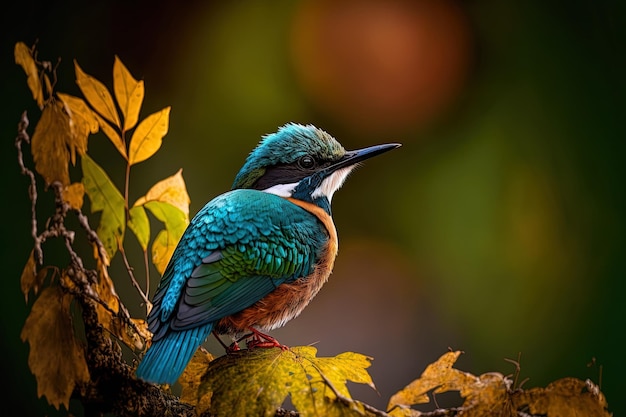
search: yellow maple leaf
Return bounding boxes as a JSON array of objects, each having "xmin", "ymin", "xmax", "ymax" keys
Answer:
[
  {"xmin": 20, "ymin": 285, "xmax": 90, "ymax": 410},
  {"xmin": 388, "ymin": 351, "xmax": 512, "ymax": 417},
  {"xmin": 199, "ymin": 346, "xmax": 373, "ymax": 417}
]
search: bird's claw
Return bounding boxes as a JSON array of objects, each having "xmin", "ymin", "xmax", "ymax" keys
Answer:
[{"xmin": 245, "ymin": 327, "xmax": 289, "ymax": 350}]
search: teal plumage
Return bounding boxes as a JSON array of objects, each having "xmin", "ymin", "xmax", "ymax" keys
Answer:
[{"xmin": 135, "ymin": 123, "xmax": 399, "ymax": 384}]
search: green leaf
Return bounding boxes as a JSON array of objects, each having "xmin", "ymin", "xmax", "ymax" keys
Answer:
[
  {"xmin": 198, "ymin": 346, "xmax": 374, "ymax": 417},
  {"xmin": 81, "ymin": 154, "xmax": 125, "ymax": 259},
  {"xmin": 144, "ymin": 201, "xmax": 188, "ymax": 275},
  {"xmin": 128, "ymin": 205, "xmax": 150, "ymax": 251}
]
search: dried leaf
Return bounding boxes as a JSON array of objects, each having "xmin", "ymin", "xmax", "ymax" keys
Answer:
[
  {"xmin": 81, "ymin": 154, "xmax": 125, "ymax": 259},
  {"xmin": 180, "ymin": 347, "xmax": 215, "ymax": 409},
  {"xmin": 388, "ymin": 351, "xmax": 512, "ymax": 417},
  {"xmin": 20, "ymin": 285, "xmax": 90, "ymax": 410},
  {"xmin": 74, "ymin": 60, "xmax": 121, "ymax": 128},
  {"xmin": 94, "ymin": 249, "xmax": 119, "ymax": 314},
  {"xmin": 57, "ymin": 93, "xmax": 98, "ymax": 164},
  {"xmin": 14, "ymin": 42, "xmax": 44, "ymax": 107},
  {"xmin": 512, "ymin": 377, "xmax": 611, "ymax": 417},
  {"xmin": 63, "ymin": 182, "xmax": 85, "ymax": 210},
  {"xmin": 145, "ymin": 201, "xmax": 188, "ymax": 275},
  {"xmin": 20, "ymin": 250, "xmax": 46, "ymax": 302},
  {"xmin": 199, "ymin": 346, "xmax": 373, "ymax": 417},
  {"xmin": 113, "ymin": 55, "xmax": 144, "ymax": 131},
  {"xmin": 134, "ymin": 169, "xmax": 191, "ymax": 217},
  {"xmin": 128, "ymin": 106, "xmax": 170, "ymax": 165},
  {"xmin": 31, "ymin": 101, "xmax": 72, "ymax": 186}
]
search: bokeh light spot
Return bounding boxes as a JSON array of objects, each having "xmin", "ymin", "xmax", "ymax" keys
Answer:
[{"xmin": 290, "ymin": 0, "xmax": 474, "ymax": 137}]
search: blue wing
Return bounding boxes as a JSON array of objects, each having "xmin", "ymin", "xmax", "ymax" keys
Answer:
[{"xmin": 147, "ymin": 189, "xmax": 327, "ymax": 341}]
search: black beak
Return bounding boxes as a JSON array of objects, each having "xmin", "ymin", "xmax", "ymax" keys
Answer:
[{"xmin": 326, "ymin": 143, "xmax": 402, "ymax": 173}]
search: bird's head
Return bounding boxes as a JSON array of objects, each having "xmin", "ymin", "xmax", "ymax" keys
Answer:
[{"xmin": 233, "ymin": 123, "xmax": 400, "ymax": 213}]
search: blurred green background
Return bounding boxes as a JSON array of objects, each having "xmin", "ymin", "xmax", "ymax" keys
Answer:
[{"xmin": 1, "ymin": 0, "xmax": 624, "ymax": 415}]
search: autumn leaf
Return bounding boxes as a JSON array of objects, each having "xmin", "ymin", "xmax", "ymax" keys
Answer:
[
  {"xmin": 388, "ymin": 351, "xmax": 512, "ymax": 417},
  {"xmin": 21, "ymin": 285, "xmax": 90, "ymax": 410},
  {"xmin": 134, "ymin": 169, "xmax": 191, "ymax": 217},
  {"xmin": 387, "ymin": 351, "xmax": 612, "ymax": 417},
  {"xmin": 179, "ymin": 347, "xmax": 215, "ymax": 409},
  {"xmin": 14, "ymin": 42, "xmax": 44, "ymax": 108},
  {"xmin": 63, "ymin": 182, "xmax": 85, "ymax": 210},
  {"xmin": 128, "ymin": 106, "xmax": 171, "ymax": 165},
  {"xmin": 74, "ymin": 60, "xmax": 121, "ymax": 128},
  {"xmin": 144, "ymin": 201, "xmax": 188, "ymax": 274},
  {"xmin": 94, "ymin": 112, "xmax": 127, "ymax": 159},
  {"xmin": 31, "ymin": 101, "xmax": 73, "ymax": 186},
  {"xmin": 20, "ymin": 250, "xmax": 52, "ymax": 302},
  {"xmin": 511, "ymin": 377, "xmax": 611, "ymax": 417},
  {"xmin": 198, "ymin": 346, "xmax": 374, "ymax": 417},
  {"xmin": 113, "ymin": 55, "xmax": 144, "ymax": 131},
  {"xmin": 81, "ymin": 154, "xmax": 125, "ymax": 259},
  {"xmin": 57, "ymin": 93, "xmax": 98, "ymax": 163}
]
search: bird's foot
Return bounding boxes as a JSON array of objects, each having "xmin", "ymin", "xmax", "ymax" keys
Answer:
[{"xmin": 245, "ymin": 327, "xmax": 289, "ymax": 350}]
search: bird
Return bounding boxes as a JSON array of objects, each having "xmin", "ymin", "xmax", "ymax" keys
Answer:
[{"xmin": 135, "ymin": 122, "xmax": 400, "ymax": 384}]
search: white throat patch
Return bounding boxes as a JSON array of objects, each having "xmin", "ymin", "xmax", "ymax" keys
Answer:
[
  {"xmin": 311, "ymin": 167, "xmax": 354, "ymax": 203},
  {"xmin": 262, "ymin": 182, "xmax": 298, "ymax": 198}
]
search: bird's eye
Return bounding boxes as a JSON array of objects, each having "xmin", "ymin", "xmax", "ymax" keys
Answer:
[{"xmin": 298, "ymin": 155, "xmax": 316, "ymax": 169}]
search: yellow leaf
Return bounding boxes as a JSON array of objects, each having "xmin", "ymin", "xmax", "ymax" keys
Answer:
[
  {"xmin": 512, "ymin": 378, "xmax": 611, "ymax": 417},
  {"xmin": 74, "ymin": 60, "xmax": 121, "ymax": 128},
  {"xmin": 32, "ymin": 101, "xmax": 72, "ymax": 186},
  {"xmin": 113, "ymin": 55, "xmax": 144, "ymax": 131},
  {"xmin": 145, "ymin": 201, "xmax": 188, "ymax": 275},
  {"xmin": 180, "ymin": 347, "xmax": 215, "ymax": 409},
  {"xmin": 199, "ymin": 346, "xmax": 373, "ymax": 417},
  {"xmin": 94, "ymin": 250, "xmax": 119, "ymax": 314},
  {"xmin": 144, "ymin": 201, "xmax": 189, "ymax": 274},
  {"xmin": 94, "ymin": 113, "xmax": 127, "ymax": 159},
  {"xmin": 128, "ymin": 106, "xmax": 171, "ymax": 165},
  {"xmin": 62, "ymin": 182, "xmax": 85, "ymax": 210},
  {"xmin": 57, "ymin": 93, "xmax": 98, "ymax": 164},
  {"xmin": 388, "ymin": 351, "xmax": 512, "ymax": 416},
  {"xmin": 81, "ymin": 154, "xmax": 125, "ymax": 259},
  {"xmin": 20, "ymin": 251, "xmax": 51, "ymax": 302},
  {"xmin": 134, "ymin": 169, "xmax": 191, "ymax": 217},
  {"xmin": 20, "ymin": 285, "xmax": 90, "ymax": 410},
  {"xmin": 14, "ymin": 42, "xmax": 44, "ymax": 107}
]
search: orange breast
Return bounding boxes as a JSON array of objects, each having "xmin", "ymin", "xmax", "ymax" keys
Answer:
[{"xmin": 215, "ymin": 198, "xmax": 338, "ymax": 335}]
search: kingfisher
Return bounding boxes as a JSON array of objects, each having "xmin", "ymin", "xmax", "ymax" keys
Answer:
[{"xmin": 135, "ymin": 123, "xmax": 400, "ymax": 384}]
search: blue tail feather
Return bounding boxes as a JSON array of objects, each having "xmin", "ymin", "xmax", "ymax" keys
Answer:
[{"xmin": 136, "ymin": 323, "xmax": 213, "ymax": 385}]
